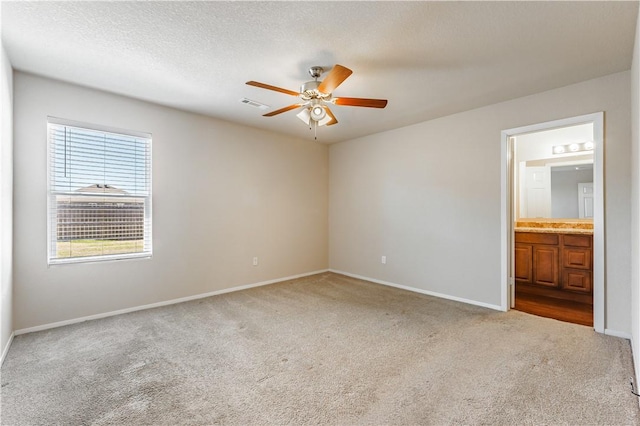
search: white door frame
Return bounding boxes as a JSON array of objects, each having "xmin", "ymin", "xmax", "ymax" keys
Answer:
[{"xmin": 500, "ymin": 112, "xmax": 604, "ymax": 333}]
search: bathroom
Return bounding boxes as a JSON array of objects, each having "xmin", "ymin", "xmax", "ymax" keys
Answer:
[{"xmin": 513, "ymin": 123, "xmax": 594, "ymax": 326}]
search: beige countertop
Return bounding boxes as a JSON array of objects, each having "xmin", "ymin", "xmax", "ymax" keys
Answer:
[
  {"xmin": 515, "ymin": 227, "xmax": 593, "ymax": 235},
  {"xmin": 515, "ymin": 219, "xmax": 593, "ymax": 235}
]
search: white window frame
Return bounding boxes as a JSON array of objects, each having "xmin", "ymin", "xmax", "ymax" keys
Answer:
[{"xmin": 47, "ymin": 117, "xmax": 152, "ymax": 265}]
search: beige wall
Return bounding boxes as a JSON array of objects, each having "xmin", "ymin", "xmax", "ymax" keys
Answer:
[
  {"xmin": 330, "ymin": 71, "xmax": 631, "ymax": 334},
  {"xmin": 630, "ymin": 9, "xmax": 640, "ymax": 388},
  {"xmin": 1, "ymin": 45, "xmax": 13, "ymax": 358},
  {"xmin": 8, "ymin": 69, "xmax": 636, "ymax": 337},
  {"xmin": 12, "ymin": 72, "xmax": 329, "ymax": 330}
]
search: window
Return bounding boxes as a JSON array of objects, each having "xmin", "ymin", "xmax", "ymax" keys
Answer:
[{"xmin": 47, "ymin": 118, "xmax": 152, "ymax": 264}]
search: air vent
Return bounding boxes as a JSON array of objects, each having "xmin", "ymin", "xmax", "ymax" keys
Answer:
[{"xmin": 240, "ymin": 98, "xmax": 269, "ymax": 110}]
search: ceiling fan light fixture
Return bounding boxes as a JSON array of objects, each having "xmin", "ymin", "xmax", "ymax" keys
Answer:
[
  {"xmin": 296, "ymin": 108, "xmax": 311, "ymax": 125},
  {"xmin": 310, "ymin": 105, "xmax": 326, "ymax": 121}
]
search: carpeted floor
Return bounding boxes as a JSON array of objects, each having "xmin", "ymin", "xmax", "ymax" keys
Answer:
[{"xmin": 1, "ymin": 272, "xmax": 639, "ymax": 425}]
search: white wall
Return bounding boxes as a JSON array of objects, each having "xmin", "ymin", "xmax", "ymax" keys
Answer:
[
  {"xmin": 630, "ymin": 9, "xmax": 640, "ymax": 390},
  {"xmin": 0, "ymin": 44, "xmax": 14, "ymax": 358},
  {"xmin": 13, "ymin": 72, "xmax": 329, "ymax": 330},
  {"xmin": 330, "ymin": 71, "xmax": 631, "ymax": 333}
]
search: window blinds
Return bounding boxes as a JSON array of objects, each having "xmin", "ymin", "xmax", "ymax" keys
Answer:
[{"xmin": 47, "ymin": 119, "xmax": 152, "ymax": 264}]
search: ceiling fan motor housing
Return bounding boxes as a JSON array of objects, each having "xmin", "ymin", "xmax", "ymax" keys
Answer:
[
  {"xmin": 301, "ymin": 80, "xmax": 320, "ymax": 98},
  {"xmin": 300, "ymin": 80, "xmax": 332, "ymax": 102}
]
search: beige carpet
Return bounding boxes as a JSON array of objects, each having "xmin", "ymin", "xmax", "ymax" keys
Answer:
[{"xmin": 1, "ymin": 272, "xmax": 638, "ymax": 425}]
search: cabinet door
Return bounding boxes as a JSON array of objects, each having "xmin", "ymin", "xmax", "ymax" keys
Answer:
[
  {"xmin": 533, "ymin": 246, "xmax": 559, "ymax": 288},
  {"xmin": 515, "ymin": 244, "xmax": 533, "ymax": 283},
  {"xmin": 562, "ymin": 248, "xmax": 592, "ymax": 270},
  {"xmin": 562, "ymin": 269, "xmax": 592, "ymax": 293}
]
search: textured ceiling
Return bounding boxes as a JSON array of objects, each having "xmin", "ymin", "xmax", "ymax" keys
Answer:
[{"xmin": 2, "ymin": 1, "xmax": 638, "ymax": 144}]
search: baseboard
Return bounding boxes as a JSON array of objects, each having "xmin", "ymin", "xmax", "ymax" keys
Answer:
[
  {"xmin": 604, "ymin": 328, "xmax": 632, "ymax": 340},
  {"xmin": 329, "ymin": 269, "xmax": 503, "ymax": 311},
  {"xmin": 15, "ymin": 269, "xmax": 329, "ymax": 336},
  {"xmin": 1, "ymin": 332, "xmax": 14, "ymax": 367}
]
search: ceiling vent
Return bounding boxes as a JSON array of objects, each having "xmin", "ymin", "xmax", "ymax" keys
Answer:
[{"xmin": 240, "ymin": 98, "xmax": 269, "ymax": 110}]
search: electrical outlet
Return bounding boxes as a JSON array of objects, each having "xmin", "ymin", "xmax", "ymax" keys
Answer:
[
  {"xmin": 381, "ymin": 256, "xmax": 386, "ymax": 264},
  {"xmin": 253, "ymin": 257, "xmax": 258, "ymax": 266}
]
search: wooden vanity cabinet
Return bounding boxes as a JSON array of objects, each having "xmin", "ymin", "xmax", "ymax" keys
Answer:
[{"xmin": 515, "ymin": 232, "xmax": 592, "ymax": 304}]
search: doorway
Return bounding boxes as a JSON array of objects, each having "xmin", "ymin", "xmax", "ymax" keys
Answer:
[{"xmin": 500, "ymin": 112, "xmax": 604, "ymax": 332}]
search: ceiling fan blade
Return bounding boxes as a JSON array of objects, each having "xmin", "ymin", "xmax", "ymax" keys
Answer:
[
  {"xmin": 325, "ymin": 106, "xmax": 338, "ymax": 126},
  {"xmin": 317, "ymin": 64, "xmax": 353, "ymax": 94},
  {"xmin": 263, "ymin": 104, "xmax": 304, "ymax": 117},
  {"xmin": 334, "ymin": 97, "xmax": 388, "ymax": 108},
  {"xmin": 246, "ymin": 81, "xmax": 299, "ymax": 97}
]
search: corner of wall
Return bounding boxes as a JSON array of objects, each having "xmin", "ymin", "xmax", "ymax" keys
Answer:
[
  {"xmin": 0, "ymin": 42, "xmax": 15, "ymax": 365},
  {"xmin": 629, "ymin": 7, "xmax": 640, "ymax": 392}
]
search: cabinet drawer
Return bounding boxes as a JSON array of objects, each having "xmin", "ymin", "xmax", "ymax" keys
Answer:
[
  {"xmin": 562, "ymin": 269, "xmax": 592, "ymax": 293},
  {"xmin": 562, "ymin": 248, "xmax": 592, "ymax": 270},
  {"xmin": 562, "ymin": 234, "xmax": 592, "ymax": 248},
  {"xmin": 515, "ymin": 232, "xmax": 559, "ymax": 245}
]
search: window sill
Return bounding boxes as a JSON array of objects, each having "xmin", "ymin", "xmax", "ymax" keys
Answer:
[{"xmin": 48, "ymin": 252, "xmax": 152, "ymax": 266}]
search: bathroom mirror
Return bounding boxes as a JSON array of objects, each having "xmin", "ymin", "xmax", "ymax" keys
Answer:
[
  {"xmin": 514, "ymin": 122, "xmax": 595, "ymax": 220},
  {"xmin": 517, "ymin": 155, "xmax": 593, "ymax": 220}
]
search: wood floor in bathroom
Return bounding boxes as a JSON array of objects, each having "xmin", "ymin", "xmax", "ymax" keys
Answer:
[{"xmin": 514, "ymin": 292, "xmax": 593, "ymax": 327}]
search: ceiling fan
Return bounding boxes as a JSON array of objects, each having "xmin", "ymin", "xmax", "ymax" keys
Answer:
[{"xmin": 246, "ymin": 64, "xmax": 387, "ymax": 139}]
